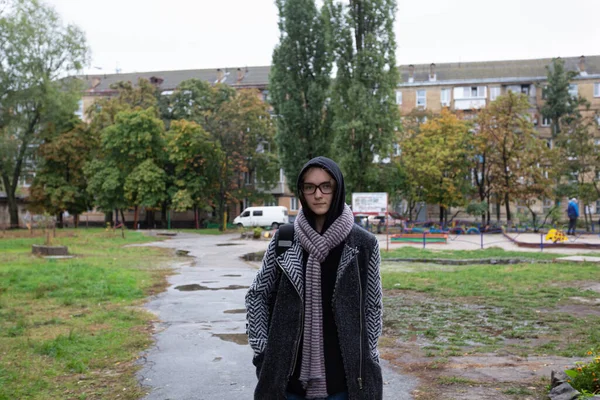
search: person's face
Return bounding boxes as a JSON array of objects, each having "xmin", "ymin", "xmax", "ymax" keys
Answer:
[{"xmin": 301, "ymin": 168, "xmax": 336, "ymax": 216}]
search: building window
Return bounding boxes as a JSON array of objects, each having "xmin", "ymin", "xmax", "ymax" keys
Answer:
[
  {"xmin": 506, "ymin": 85, "xmax": 521, "ymax": 94},
  {"xmin": 568, "ymin": 84, "xmax": 578, "ymax": 98},
  {"xmin": 416, "ymin": 90, "xmax": 426, "ymax": 108},
  {"xmin": 456, "ymin": 86, "xmax": 486, "ymax": 99},
  {"xmin": 490, "ymin": 87, "xmax": 501, "ymax": 101},
  {"xmin": 594, "ymin": 83, "xmax": 600, "ymax": 98},
  {"xmin": 546, "ymin": 138, "xmax": 553, "ymax": 149},
  {"xmin": 440, "ymin": 88, "xmax": 451, "ymax": 106},
  {"xmin": 594, "ymin": 138, "xmax": 600, "ymax": 146},
  {"xmin": 244, "ymin": 171, "xmax": 251, "ymax": 185},
  {"xmin": 596, "ymin": 200, "xmax": 600, "ymax": 215},
  {"xmin": 542, "ymin": 117, "xmax": 551, "ymax": 127},
  {"xmin": 264, "ymin": 198, "xmax": 277, "ymax": 207},
  {"xmin": 395, "ymin": 91, "xmax": 402, "ymax": 105},
  {"xmin": 290, "ymin": 197, "xmax": 299, "ymax": 211},
  {"xmin": 521, "ymin": 85, "xmax": 530, "ymax": 95}
]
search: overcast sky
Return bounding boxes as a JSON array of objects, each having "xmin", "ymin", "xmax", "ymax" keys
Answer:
[{"xmin": 45, "ymin": 0, "xmax": 600, "ymax": 75}]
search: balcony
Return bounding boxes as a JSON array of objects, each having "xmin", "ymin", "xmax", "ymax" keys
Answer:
[{"xmin": 454, "ymin": 98, "xmax": 487, "ymax": 110}]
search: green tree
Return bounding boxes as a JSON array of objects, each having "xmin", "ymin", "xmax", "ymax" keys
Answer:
[
  {"xmin": 270, "ymin": 0, "xmax": 333, "ymax": 187},
  {"xmin": 85, "ymin": 107, "xmax": 166, "ymax": 229},
  {"xmin": 556, "ymin": 107, "xmax": 599, "ymax": 231},
  {"xmin": 541, "ymin": 58, "xmax": 581, "ymax": 138},
  {"xmin": 124, "ymin": 159, "xmax": 168, "ymax": 229},
  {"xmin": 326, "ymin": 0, "xmax": 400, "ymax": 196},
  {"xmin": 0, "ymin": 0, "xmax": 88, "ymax": 227},
  {"xmin": 29, "ymin": 122, "xmax": 97, "ymax": 227},
  {"xmin": 162, "ymin": 81, "xmax": 279, "ymax": 230},
  {"xmin": 401, "ymin": 110, "xmax": 474, "ymax": 224},
  {"xmin": 212, "ymin": 89, "xmax": 279, "ymax": 230},
  {"xmin": 166, "ymin": 119, "xmax": 223, "ymax": 228}
]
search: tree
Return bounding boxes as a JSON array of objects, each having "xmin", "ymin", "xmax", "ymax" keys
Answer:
[
  {"xmin": 556, "ymin": 107, "xmax": 599, "ymax": 231},
  {"xmin": 270, "ymin": 0, "xmax": 333, "ymax": 187},
  {"xmin": 400, "ymin": 109, "xmax": 474, "ymax": 224},
  {"xmin": 0, "ymin": 0, "xmax": 88, "ymax": 227},
  {"xmin": 124, "ymin": 159, "xmax": 167, "ymax": 229},
  {"xmin": 29, "ymin": 122, "xmax": 97, "ymax": 227},
  {"xmin": 211, "ymin": 89, "xmax": 279, "ymax": 230},
  {"xmin": 161, "ymin": 81, "xmax": 279, "ymax": 230},
  {"xmin": 478, "ymin": 92, "xmax": 547, "ymax": 223},
  {"xmin": 166, "ymin": 119, "xmax": 223, "ymax": 229},
  {"xmin": 326, "ymin": 0, "xmax": 400, "ymax": 196},
  {"xmin": 85, "ymin": 107, "xmax": 166, "ymax": 229},
  {"xmin": 541, "ymin": 58, "xmax": 581, "ymax": 138}
]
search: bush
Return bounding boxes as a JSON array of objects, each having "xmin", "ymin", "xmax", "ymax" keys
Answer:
[
  {"xmin": 564, "ymin": 347, "xmax": 600, "ymax": 396},
  {"xmin": 253, "ymin": 227, "xmax": 263, "ymax": 239}
]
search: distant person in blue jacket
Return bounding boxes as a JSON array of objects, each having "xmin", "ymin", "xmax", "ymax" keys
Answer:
[{"xmin": 567, "ymin": 198, "xmax": 579, "ymax": 235}]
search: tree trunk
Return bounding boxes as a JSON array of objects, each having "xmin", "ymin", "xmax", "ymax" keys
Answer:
[
  {"xmin": 74, "ymin": 214, "xmax": 79, "ymax": 229},
  {"xmin": 120, "ymin": 209, "xmax": 126, "ymax": 226},
  {"xmin": 194, "ymin": 206, "xmax": 199, "ymax": 230},
  {"xmin": 104, "ymin": 211, "xmax": 113, "ymax": 227},
  {"xmin": 5, "ymin": 185, "xmax": 19, "ymax": 229},
  {"xmin": 133, "ymin": 206, "xmax": 139, "ymax": 230},
  {"xmin": 161, "ymin": 202, "xmax": 167, "ymax": 229},
  {"xmin": 57, "ymin": 212, "xmax": 64, "ymax": 229},
  {"xmin": 504, "ymin": 193, "xmax": 511, "ymax": 223},
  {"xmin": 439, "ymin": 205, "xmax": 444, "ymax": 225}
]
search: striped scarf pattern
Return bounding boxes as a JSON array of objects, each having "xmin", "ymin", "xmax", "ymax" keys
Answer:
[{"xmin": 294, "ymin": 204, "xmax": 355, "ymax": 398}]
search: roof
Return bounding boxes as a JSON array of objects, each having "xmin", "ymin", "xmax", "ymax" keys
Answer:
[
  {"xmin": 79, "ymin": 65, "xmax": 271, "ymax": 93},
  {"xmin": 399, "ymin": 55, "xmax": 600, "ymax": 85},
  {"xmin": 77, "ymin": 55, "xmax": 600, "ymax": 93}
]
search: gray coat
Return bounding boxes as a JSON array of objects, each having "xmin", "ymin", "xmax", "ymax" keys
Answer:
[{"xmin": 245, "ymin": 225, "xmax": 383, "ymax": 400}]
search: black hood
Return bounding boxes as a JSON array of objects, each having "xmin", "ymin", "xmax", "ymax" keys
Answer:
[{"xmin": 297, "ymin": 156, "xmax": 347, "ymax": 234}]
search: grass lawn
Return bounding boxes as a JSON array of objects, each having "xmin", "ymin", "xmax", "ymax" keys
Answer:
[
  {"xmin": 0, "ymin": 228, "xmax": 173, "ymax": 400},
  {"xmin": 382, "ymin": 246, "xmax": 566, "ymax": 260},
  {"xmin": 381, "ymin": 257, "xmax": 600, "ymax": 359}
]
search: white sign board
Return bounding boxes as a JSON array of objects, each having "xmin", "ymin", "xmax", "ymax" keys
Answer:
[{"xmin": 352, "ymin": 192, "xmax": 388, "ymax": 214}]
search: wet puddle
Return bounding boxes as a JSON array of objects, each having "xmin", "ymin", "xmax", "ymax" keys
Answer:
[
  {"xmin": 224, "ymin": 309, "xmax": 246, "ymax": 314},
  {"xmin": 201, "ymin": 281, "xmax": 218, "ymax": 283},
  {"xmin": 213, "ymin": 357, "xmax": 222, "ymax": 362},
  {"xmin": 212, "ymin": 333, "xmax": 248, "ymax": 345},
  {"xmin": 241, "ymin": 251, "xmax": 265, "ymax": 261},
  {"xmin": 221, "ymin": 274, "xmax": 242, "ymax": 277},
  {"xmin": 216, "ymin": 243, "xmax": 242, "ymax": 246},
  {"xmin": 174, "ymin": 284, "xmax": 249, "ymax": 291}
]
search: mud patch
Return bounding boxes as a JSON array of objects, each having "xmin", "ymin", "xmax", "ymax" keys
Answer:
[
  {"xmin": 224, "ymin": 309, "xmax": 246, "ymax": 314},
  {"xmin": 174, "ymin": 284, "xmax": 249, "ymax": 291},
  {"xmin": 201, "ymin": 281, "xmax": 218, "ymax": 284},
  {"xmin": 557, "ymin": 303, "xmax": 600, "ymax": 317},
  {"xmin": 212, "ymin": 333, "xmax": 248, "ymax": 345},
  {"xmin": 216, "ymin": 243, "xmax": 241, "ymax": 246},
  {"xmin": 221, "ymin": 274, "xmax": 242, "ymax": 277},
  {"xmin": 212, "ymin": 357, "xmax": 222, "ymax": 362}
]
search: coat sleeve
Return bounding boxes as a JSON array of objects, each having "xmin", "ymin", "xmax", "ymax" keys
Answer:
[
  {"xmin": 365, "ymin": 239, "xmax": 383, "ymax": 363},
  {"xmin": 245, "ymin": 236, "xmax": 279, "ymax": 357}
]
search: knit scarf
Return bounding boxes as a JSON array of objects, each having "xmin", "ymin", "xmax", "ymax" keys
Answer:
[{"xmin": 294, "ymin": 204, "xmax": 355, "ymax": 398}]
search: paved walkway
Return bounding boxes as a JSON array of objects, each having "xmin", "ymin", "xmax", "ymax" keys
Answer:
[
  {"xmin": 376, "ymin": 231, "xmax": 600, "ymax": 254},
  {"xmin": 137, "ymin": 232, "xmax": 417, "ymax": 400}
]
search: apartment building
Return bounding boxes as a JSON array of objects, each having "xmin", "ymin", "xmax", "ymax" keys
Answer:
[
  {"xmin": 396, "ymin": 55, "xmax": 600, "ymax": 222},
  {"xmin": 75, "ymin": 55, "xmax": 600, "ymax": 226}
]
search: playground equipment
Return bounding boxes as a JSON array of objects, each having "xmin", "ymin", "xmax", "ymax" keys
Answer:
[{"xmin": 545, "ymin": 229, "xmax": 568, "ymax": 243}]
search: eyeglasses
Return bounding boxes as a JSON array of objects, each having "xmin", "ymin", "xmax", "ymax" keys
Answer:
[{"xmin": 301, "ymin": 182, "xmax": 334, "ymax": 195}]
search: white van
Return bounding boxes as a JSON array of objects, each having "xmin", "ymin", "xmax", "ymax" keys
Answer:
[{"xmin": 233, "ymin": 206, "xmax": 289, "ymax": 229}]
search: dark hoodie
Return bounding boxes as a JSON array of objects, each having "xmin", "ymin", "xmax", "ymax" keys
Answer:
[
  {"xmin": 296, "ymin": 156, "xmax": 347, "ymax": 235},
  {"xmin": 287, "ymin": 157, "xmax": 349, "ymax": 396}
]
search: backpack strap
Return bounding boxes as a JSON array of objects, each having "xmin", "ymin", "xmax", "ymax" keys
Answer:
[{"xmin": 276, "ymin": 223, "xmax": 294, "ymax": 256}]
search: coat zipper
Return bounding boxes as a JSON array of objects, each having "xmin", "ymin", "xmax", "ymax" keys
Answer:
[
  {"xmin": 276, "ymin": 258, "xmax": 303, "ymax": 378},
  {"xmin": 356, "ymin": 253, "xmax": 364, "ymax": 390}
]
